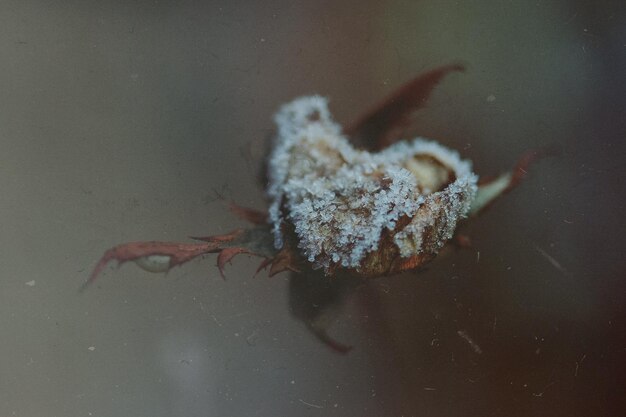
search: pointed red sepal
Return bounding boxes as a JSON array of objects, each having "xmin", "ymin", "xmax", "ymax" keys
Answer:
[
  {"xmin": 470, "ymin": 146, "xmax": 557, "ymax": 217},
  {"xmin": 345, "ymin": 64, "xmax": 465, "ymax": 150},
  {"xmin": 227, "ymin": 202, "xmax": 268, "ymax": 225},
  {"xmin": 268, "ymin": 247, "xmax": 302, "ymax": 276},
  {"xmin": 216, "ymin": 247, "xmax": 249, "ymax": 279},
  {"xmin": 506, "ymin": 147, "xmax": 558, "ymax": 191}
]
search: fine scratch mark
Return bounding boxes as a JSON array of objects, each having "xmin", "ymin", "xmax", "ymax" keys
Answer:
[
  {"xmin": 246, "ymin": 329, "xmax": 259, "ymax": 346},
  {"xmin": 532, "ymin": 381, "xmax": 555, "ymax": 397},
  {"xmin": 574, "ymin": 354, "xmax": 587, "ymax": 377},
  {"xmin": 535, "ymin": 246, "xmax": 568, "ymax": 275},
  {"xmin": 211, "ymin": 315, "xmax": 222, "ymax": 327},
  {"xmin": 299, "ymin": 399, "xmax": 323, "ymax": 409},
  {"xmin": 457, "ymin": 330, "xmax": 483, "ymax": 354}
]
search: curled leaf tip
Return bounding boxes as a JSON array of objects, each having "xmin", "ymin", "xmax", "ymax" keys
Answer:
[
  {"xmin": 509, "ymin": 146, "xmax": 558, "ymax": 190},
  {"xmin": 79, "ymin": 247, "xmax": 126, "ymax": 293},
  {"xmin": 310, "ymin": 326, "xmax": 353, "ymax": 354}
]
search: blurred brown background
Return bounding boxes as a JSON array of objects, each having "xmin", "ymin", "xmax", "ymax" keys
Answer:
[{"xmin": 1, "ymin": 0, "xmax": 624, "ymax": 416}]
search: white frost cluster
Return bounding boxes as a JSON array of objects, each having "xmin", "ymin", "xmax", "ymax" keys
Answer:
[{"xmin": 267, "ymin": 96, "xmax": 478, "ymax": 273}]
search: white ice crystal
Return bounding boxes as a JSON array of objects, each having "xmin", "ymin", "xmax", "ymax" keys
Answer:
[{"xmin": 267, "ymin": 96, "xmax": 478, "ymax": 274}]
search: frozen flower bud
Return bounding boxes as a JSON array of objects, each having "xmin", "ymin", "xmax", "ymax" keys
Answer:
[{"xmin": 267, "ymin": 97, "xmax": 478, "ymax": 277}]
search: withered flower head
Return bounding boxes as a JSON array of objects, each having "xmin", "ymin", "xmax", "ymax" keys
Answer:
[
  {"xmin": 267, "ymin": 96, "xmax": 477, "ymax": 277},
  {"xmin": 83, "ymin": 65, "xmax": 545, "ymax": 290},
  {"xmin": 82, "ymin": 65, "xmax": 548, "ymax": 353}
]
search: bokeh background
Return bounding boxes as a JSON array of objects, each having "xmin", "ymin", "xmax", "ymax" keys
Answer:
[{"xmin": 1, "ymin": 0, "xmax": 624, "ymax": 416}]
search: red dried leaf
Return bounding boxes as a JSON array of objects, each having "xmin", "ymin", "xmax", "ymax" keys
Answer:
[
  {"xmin": 345, "ymin": 64, "xmax": 465, "ymax": 150},
  {"xmin": 82, "ymin": 222, "xmax": 307, "ymax": 291},
  {"xmin": 80, "ymin": 240, "xmax": 221, "ymax": 292},
  {"xmin": 227, "ymin": 202, "xmax": 267, "ymax": 225}
]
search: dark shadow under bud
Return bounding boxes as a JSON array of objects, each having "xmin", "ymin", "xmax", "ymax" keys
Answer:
[{"xmin": 288, "ymin": 270, "xmax": 364, "ymax": 353}]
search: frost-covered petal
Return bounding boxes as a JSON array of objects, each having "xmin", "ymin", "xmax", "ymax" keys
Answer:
[{"xmin": 267, "ymin": 97, "xmax": 478, "ymax": 275}]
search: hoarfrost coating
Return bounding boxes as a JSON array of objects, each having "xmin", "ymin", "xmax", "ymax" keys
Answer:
[{"xmin": 267, "ymin": 96, "xmax": 479, "ymax": 274}]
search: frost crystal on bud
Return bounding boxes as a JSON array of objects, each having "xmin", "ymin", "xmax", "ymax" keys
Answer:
[{"xmin": 267, "ymin": 96, "xmax": 478, "ymax": 276}]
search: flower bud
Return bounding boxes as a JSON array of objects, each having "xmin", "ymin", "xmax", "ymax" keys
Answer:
[{"xmin": 267, "ymin": 97, "xmax": 478, "ymax": 277}]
